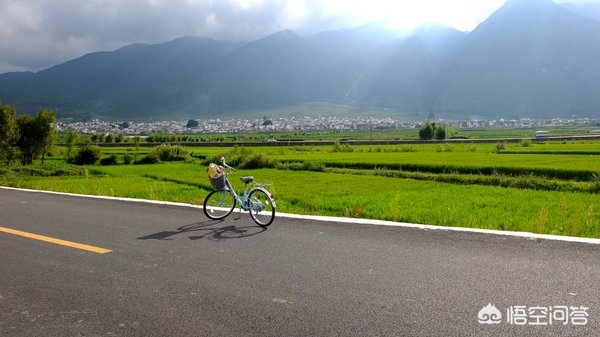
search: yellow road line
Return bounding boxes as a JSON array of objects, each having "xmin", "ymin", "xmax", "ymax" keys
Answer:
[{"xmin": 0, "ymin": 226, "xmax": 112, "ymax": 254}]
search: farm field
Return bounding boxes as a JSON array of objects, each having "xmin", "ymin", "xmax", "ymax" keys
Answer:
[{"xmin": 3, "ymin": 139, "xmax": 600, "ymax": 238}]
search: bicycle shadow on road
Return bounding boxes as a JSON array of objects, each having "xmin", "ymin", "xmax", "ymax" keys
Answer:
[{"xmin": 137, "ymin": 220, "xmax": 268, "ymax": 242}]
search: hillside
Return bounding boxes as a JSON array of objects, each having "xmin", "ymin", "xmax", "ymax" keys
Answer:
[
  {"xmin": 1, "ymin": 0, "xmax": 600, "ymax": 120},
  {"xmin": 436, "ymin": 0, "xmax": 600, "ymax": 119},
  {"xmin": 0, "ymin": 37, "xmax": 244, "ymax": 119}
]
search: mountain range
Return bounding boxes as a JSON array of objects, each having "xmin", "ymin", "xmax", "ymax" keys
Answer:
[{"xmin": 1, "ymin": 0, "xmax": 600, "ymax": 121}]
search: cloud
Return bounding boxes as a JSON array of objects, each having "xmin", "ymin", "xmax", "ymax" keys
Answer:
[
  {"xmin": 0, "ymin": 0, "xmax": 596, "ymax": 73},
  {"xmin": 0, "ymin": 0, "xmax": 321, "ymax": 72}
]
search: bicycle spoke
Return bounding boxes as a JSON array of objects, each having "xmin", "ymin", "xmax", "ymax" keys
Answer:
[
  {"xmin": 203, "ymin": 190, "xmax": 236, "ymax": 220},
  {"xmin": 248, "ymin": 189, "xmax": 275, "ymax": 227}
]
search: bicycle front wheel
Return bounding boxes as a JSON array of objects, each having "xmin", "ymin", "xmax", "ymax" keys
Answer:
[
  {"xmin": 248, "ymin": 188, "xmax": 275, "ymax": 227},
  {"xmin": 203, "ymin": 190, "xmax": 236, "ymax": 220}
]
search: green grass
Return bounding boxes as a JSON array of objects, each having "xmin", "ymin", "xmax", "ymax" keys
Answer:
[
  {"xmin": 6, "ymin": 163, "xmax": 207, "ymax": 205},
  {"xmin": 10, "ymin": 166, "xmax": 599, "ymax": 238},
  {"xmin": 257, "ymin": 169, "xmax": 600, "ymax": 237},
  {"xmin": 260, "ymin": 143, "xmax": 600, "ymax": 182},
  {"xmin": 3, "ymin": 139, "xmax": 600, "ymax": 238}
]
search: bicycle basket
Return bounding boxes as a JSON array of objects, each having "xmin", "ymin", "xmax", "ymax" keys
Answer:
[
  {"xmin": 207, "ymin": 163, "xmax": 226, "ymax": 190},
  {"xmin": 210, "ymin": 175, "xmax": 226, "ymax": 190}
]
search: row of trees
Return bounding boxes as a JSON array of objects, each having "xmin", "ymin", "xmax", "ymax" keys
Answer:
[
  {"xmin": 0, "ymin": 103, "xmax": 56, "ymax": 166},
  {"xmin": 90, "ymin": 132, "xmax": 129, "ymax": 143},
  {"xmin": 418, "ymin": 122, "xmax": 446, "ymax": 140}
]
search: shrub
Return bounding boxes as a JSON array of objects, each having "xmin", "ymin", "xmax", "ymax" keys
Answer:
[
  {"xmin": 239, "ymin": 153, "xmax": 275, "ymax": 169},
  {"xmin": 203, "ymin": 147, "xmax": 277, "ymax": 169},
  {"xmin": 276, "ymin": 162, "xmax": 304, "ymax": 171},
  {"xmin": 400, "ymin": 145, "xmax": 417, "ymax": 152},
  {"xmin": 136, "ymin": 153, "xmax": 160, "ymax": 164},
  {"xmin": 331, "ymin": 142, "xmax": 354, "ymax": 153},
  {"xmin": 589, "ymin": 173, "xmax": 600, "ymax": 193},
  {"xmin": 51, "ymin": 167, "xmax": 87, "ymax": 176},
  {"xmin": 152, "ymin": 144, "xmax": 191, "ymax": 162},
  {"xmin": 123, "ymin": 153, "xmax": 134, "ymax": 165},
  {"xmin": 436, "ymin": 144, "xmax": 453, "ymax": 152},
  {"xmin": 6, "ymin": 165, "xmax": 86, "ymax": 177},
  {"xmin": 72, "ymin": 145, "xmax": 101, "ymax": 165},
  {"xmin": 276, "ymin": 161, "xmax": 325, "ymax": 172},
  {"xmin": 100, "ymin": 154, "xmax": 118, "ymax": 166},
  {"xmin": 303, "ymin": 161, "xmax": 325, "ymax": 172},
  {"xmin": 520, "ymin": 138, "xmax": 532, "ymax": 147}
]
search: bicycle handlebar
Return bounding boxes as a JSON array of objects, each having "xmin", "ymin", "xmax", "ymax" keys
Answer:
[{"xmin": 220, "ymin": 156, "xmax": 236, "ymax": 171}]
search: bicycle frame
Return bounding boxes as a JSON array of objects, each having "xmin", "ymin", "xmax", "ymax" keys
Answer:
[
  {"xmin": 204, "ymin": 157, "xmax": 276, "ymax": 226},
  {"xmin": 222, "ymin": 175, "xmax": 275, "ymax": 210},
  {"xmin": 224, "ymin": 178, "xmax": 249, "ymax": 210}
]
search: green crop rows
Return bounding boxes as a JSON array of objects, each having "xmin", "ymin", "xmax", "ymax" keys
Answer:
[{"xmin": 3, "ymin": 140, "xmax": 600, "ymax": 238}]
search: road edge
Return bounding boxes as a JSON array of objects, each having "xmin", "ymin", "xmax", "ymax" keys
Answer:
[{"xmin": 3, "ymin": 186, "xmax": 600, "ymax": 245}]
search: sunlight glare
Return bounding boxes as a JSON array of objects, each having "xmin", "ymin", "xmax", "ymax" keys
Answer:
[{"xmin": 322, "ymin": 0, "xmax": 507, "ymax": 32}]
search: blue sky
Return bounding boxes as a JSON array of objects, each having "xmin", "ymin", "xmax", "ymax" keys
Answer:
[{"xmin": 0, "ymin": 0, "xmax": 597, "ymax": 73}]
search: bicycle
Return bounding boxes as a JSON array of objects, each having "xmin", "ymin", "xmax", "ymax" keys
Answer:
[{"xmin": 203, "ymin": 157, "xmax": 276, "ymax": 227}]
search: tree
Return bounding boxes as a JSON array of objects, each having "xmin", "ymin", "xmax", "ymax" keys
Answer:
[
  {"xmin": 419, "ymin": 122, "xmax": 446, "ymax": 140},
  {"xmin": 16, "ymin": 115, "xmax": 37, "ymax": 165},
  {"xmin": 419, "ymin": 122, "xmax": 435, "ymax": 140},
  {"xmin": 65, "ymin": 129, "xmax": 80, "ymax": 162},
  {"xmin": 0, "ymin": 103, "xmax": 19, "ymax": 166},
  {"xmin": 37, "ymin": 109, "xmax": 57, "ymax": 165},
  {"xmin": 132, "ymin": 136, "xmax": 141, "ymax": 162},
  {"xmin": 446, "ymin": 126, "xmax": 458, "ymax": 139},
  {"xmin": 434, "ymin": 124, "xmax": 446, "ymax": 140},
  {"xmin": 186, "ymin": 119, "xmax": 199, "ymax": 128},
  {"xmin": 92, "ymin": 133, "xmax": 105, "ymax": 143},
  {"xmin": 16, "ymin": 109, "xmax": 56, "ymax": 165}
]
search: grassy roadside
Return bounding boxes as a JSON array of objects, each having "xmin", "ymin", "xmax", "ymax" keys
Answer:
[{"xmin": 2, "ymin": 140, "xmax": 600, "ymax": 238}]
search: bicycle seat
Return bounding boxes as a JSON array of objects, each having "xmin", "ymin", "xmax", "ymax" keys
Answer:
[{"xmin": 240, "ymin": 176, "xmax": 254, "ymax": 184}]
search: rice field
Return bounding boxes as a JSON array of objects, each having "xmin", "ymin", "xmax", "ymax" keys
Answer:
[{"xmin": 3, "ymin": 139, "xmax": 600, "ymax": 238}]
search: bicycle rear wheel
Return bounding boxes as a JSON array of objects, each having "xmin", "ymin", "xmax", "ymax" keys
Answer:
[
  {"xmin": 248, "ymin": 188, "xmax": 275, "ymax": 227},
  {"xmin": 203, "ymin": 190, "xmax": 236, "ymax": 220}
]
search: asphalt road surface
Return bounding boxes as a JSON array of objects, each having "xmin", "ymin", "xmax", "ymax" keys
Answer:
[{"xmin": 1, "ymin": 187, "xmax": 600, "ymax": 337}]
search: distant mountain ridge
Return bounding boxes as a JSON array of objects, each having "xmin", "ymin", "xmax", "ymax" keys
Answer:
[
  {"xmin": 1, "ymin": 0, "xmax": 600, "ymax": 120},
  {"xmin": 434, "ymin": 0, "xmax": 600, "ymax": 118}
]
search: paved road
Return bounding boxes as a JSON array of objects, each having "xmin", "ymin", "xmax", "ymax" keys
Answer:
[{"xmin": 1, "ymin": 188, "xmax": 599, "ymax": 336}]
